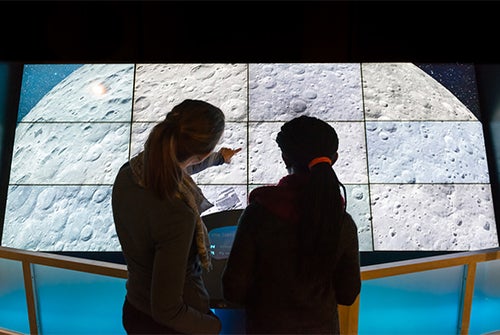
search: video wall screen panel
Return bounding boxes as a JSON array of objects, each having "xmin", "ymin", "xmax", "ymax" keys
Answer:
[{"xmin": 1, "ymin": 63, "xmax": 498, "ymax": 252}]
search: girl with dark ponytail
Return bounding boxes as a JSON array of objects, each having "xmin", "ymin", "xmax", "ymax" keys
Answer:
[{"xmin": 222, "ymin": 115, "xmax": 361, "ymax": 334}]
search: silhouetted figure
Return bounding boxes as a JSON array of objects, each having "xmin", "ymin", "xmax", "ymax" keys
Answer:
[
  {"xmin": 112, "ymin": 99, "xmax": 232, "ymax": 334},
  {"xmin": 222, "ymin": 115, "xmax": 361, "ymax": 334}
]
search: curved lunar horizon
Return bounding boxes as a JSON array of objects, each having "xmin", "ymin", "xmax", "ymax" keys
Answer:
[{"xmin": 2, "ymin": 63, "xmax": 498, "ymax": 252}]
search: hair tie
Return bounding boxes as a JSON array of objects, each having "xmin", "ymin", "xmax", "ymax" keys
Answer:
[{"xmin": 308, "ymin": 156, "xmax": 332, "ymax": 170}]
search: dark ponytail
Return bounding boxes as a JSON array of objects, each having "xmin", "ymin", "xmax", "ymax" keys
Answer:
[
  {"xmin": 300, "ymin": 162, "xmax": 346, "ymax": 283},
  {"xmin": 276, "ymin": 115, "xmax": 346, "ymax": 285}
]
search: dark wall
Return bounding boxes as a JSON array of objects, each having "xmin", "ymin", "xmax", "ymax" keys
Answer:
[
  {"xmin": 0, "ymin": 64, "xmax": 22, "ymax": 245},
  {"xmin": 475, "ymin": 64, "xmax": 500, "ymax": 248},
  {"xmin": 1, "ymin": 1, "xmax": 499, "ymax": 64}
]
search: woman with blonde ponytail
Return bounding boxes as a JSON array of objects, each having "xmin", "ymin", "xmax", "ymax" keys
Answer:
[{"xmin": 112, "ymin": 99, "xmax": 235, "ymax": 334}]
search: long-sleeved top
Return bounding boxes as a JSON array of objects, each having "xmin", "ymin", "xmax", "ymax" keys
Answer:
[
  {"xmin": 221, "ymin": 173, "xmax": 361, "ymax": 334},
  {"xmin": 111, "ymin": 151, "xmax": 225, "ymax": 334},
  {"xmin": 186, "ymin": 152, "xmax": 224, "ymax": 175}
]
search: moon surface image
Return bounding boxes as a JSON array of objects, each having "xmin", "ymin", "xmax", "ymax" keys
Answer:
[{"xmin": 2, "ymin": 63, "xmax": 498, "ymax": 252}]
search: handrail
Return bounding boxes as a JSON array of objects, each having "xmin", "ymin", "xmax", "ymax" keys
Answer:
[
  {"xmin": 1, "ymin": 246, "xmax": 500, "ymax": 334},
  {"xmin": 361, "ymin": 247, "xmax": 500, "ymax": 280},
  {"xmin": 0, "ymin": 246, "xmax": 127, "ymax": 335},
  {"xmin": 0, "ymin": 246, "xmax": 127, "ymax": 278},
  {"xmin": 0, "ymin": 328, "xmax": 24, "ymax": 335},
  {"xmin": 340, "ymin": 247, "xmax": 500, "ymax": 334}
]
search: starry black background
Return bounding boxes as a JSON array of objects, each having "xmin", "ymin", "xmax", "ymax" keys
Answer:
[{"xmin": 416, "ymin": 63, "xmax": 481, "ymax": 120}]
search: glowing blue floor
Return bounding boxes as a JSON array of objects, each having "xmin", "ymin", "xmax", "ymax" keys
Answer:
[{"xmin": 2, "ymin": 258, "xmax": 500, "ymax": 334}]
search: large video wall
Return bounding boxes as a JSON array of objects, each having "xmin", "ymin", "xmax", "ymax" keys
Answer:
[{"xmin": 1, "ymin": 63, "xmax": 498, "ymax": 252}]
